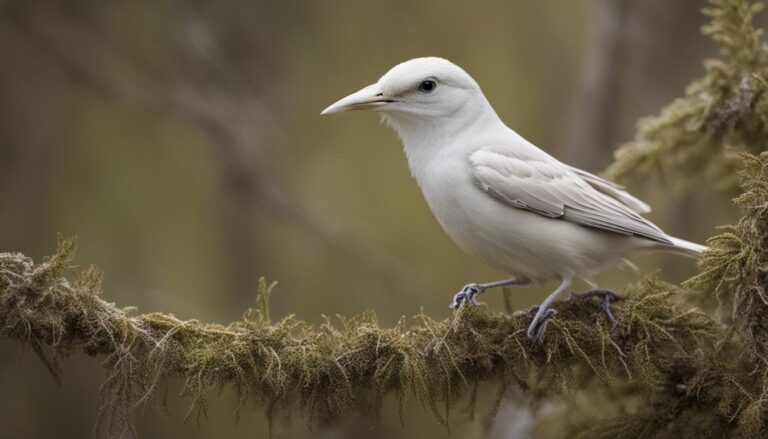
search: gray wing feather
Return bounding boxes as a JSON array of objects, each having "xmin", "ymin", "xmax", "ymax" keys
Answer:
[
  {"xmin": 565, "ymin": 165, "xmax": 651, "ymax": 214},
  {"xmin": 470, "ymin": 146, "xmax": 672, "ymax": 244}
]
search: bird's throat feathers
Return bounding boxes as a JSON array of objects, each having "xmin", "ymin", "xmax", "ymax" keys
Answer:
[
  {"xmin": 380, "ymin": 100, "xmax": 501, "ymax": 185},
  {"xmin": 381, "ymin": 112, "xmax": 451, "ymax": 184}
]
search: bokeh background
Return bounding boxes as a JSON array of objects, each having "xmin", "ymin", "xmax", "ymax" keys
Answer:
[{"xmin": 0, "ymin": 0, "xmax": 747, "ymax": 437}]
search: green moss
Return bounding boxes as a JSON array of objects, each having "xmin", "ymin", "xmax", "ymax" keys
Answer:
[
  {"xmin": 605, "ymin": 0, "xmax": 768, "ymax": 191},
  {"xmin": 0, "ymin": 242, "xmax": 720, "ymax": 436}
]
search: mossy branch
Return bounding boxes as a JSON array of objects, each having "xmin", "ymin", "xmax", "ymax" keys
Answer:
[
  {"xmin": 605, "ymin": 0, "xmax": 768, "ymax": 190},
  {"xmin": 575, "ymin": 151, "xmax": 768, "ymax": 439},
  {"xmin": 0, "ymin": 241, "xmax": 716, "ymax": 436}
]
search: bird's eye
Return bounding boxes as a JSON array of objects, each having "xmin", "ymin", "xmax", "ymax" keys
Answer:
[{"xmin": 418, "ymin": 79, "xmax": 437, "ymax": 93}]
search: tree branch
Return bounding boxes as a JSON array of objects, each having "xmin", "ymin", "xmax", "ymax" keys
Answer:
[{"xmin": 0, "ymin": 240, "xmax": 715, "ymax": 436}]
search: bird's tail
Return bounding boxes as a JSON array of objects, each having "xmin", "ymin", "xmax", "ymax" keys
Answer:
[{"xmin": 664, "ymin": 236, "xmax": 708, "ymax": 258}]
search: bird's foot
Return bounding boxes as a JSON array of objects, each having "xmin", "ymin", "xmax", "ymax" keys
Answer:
[
  {"xmin": 526, "ymin": 308, "xmax": 557, "ymax": 343},
  {"xmin": 569, "ymin": 289, "xmax": 623, "ymax": 328},
  {"xmin": 450, "ymin": 283, "xmax": 485, "ymax": 308}
]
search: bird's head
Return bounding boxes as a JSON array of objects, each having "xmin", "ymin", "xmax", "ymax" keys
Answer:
[{"xmin": 321, "ymin": 57, "xmax": 487, "ymax": 125}]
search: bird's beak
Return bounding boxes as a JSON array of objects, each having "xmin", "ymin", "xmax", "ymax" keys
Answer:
[{"xmin": 321, "ymin": 83, "xmax": 394, "ymax": 115}]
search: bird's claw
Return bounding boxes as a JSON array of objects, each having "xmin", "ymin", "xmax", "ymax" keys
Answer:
[
  {"xmin": 450, "ymin": 283, "xmax": 484, "ymax": 309},
  {"xmin": 569, "ymin": 289, "xmax": 623, "ymax": 329},
  {"xmin": 569, "ymin": 289, "xmax": 622, "ymax": 303},
  {"xmin": 527, "ymin": 308, "xmax": 557, "ymax": 343}
]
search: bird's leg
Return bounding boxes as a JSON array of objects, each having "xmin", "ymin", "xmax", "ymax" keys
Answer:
[
  {"xmin": 569, "ymin": 289, "xmax": 623, "ymax": 328},
  {"xmin": 450, "ymin": 278, "xmax": 528, "ymax": 309},
  {"xmin": 527, "ymin": 278, "xmax": 572, "ymax": 342}
]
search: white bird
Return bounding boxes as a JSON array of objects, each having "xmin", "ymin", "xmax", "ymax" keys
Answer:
[{"xmin": 321, "ymin": 57, "xmax": 705, "ymax": 341}]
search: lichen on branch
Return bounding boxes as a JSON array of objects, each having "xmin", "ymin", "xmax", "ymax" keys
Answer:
[
  {"xmin": 0, "ymin": 240, "xmax": 715, "ymax": 436},
  {"xmin": 605, "ymin": 0, "xmax": 768, "ymax": 190},
  {"xmin": 577, "ymin": 152, "xmax": 768, "ymax": 439}
]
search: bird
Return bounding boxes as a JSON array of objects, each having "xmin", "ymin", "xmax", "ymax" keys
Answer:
[{"xmin": 321, "ymin": 57, "xmax": 706, "ymax": 342}]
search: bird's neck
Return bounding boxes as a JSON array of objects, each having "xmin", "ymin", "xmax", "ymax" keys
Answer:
[{"xmin": 383, "ymin": 100, "xmax": 503, "ymax": 186}]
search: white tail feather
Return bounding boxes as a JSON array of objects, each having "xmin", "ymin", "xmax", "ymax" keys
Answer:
[{"xmin": 666, "ymin": 236, "xmax": 707, "ymax": 258}]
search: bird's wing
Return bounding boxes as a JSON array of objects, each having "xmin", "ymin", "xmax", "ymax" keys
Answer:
[
  {"xmin": 469, "ymin": 145, "xmax": 672, "ymax": 244},
  {"xmin": 564, "ymin": 165, "xmax": 651, "ymax": 214}
]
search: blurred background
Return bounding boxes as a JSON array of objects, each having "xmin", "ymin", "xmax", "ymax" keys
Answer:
[{"xmin": 0, "ymin": 0, "xmax": 746, "ymax": 437}]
